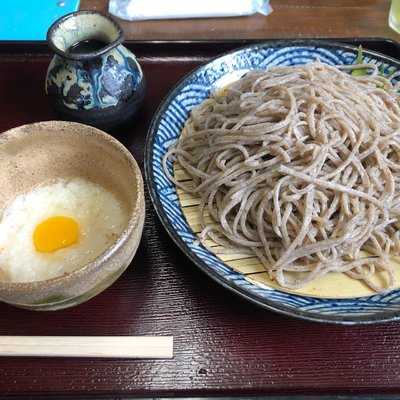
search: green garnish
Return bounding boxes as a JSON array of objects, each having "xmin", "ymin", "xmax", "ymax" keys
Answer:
[{"xmin": 351, "ymin": 46, "xmax": 368, "ymax": 77}]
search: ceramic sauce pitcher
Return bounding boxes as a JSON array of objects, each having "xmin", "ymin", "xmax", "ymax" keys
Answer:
[{"xmin": 46, "ymin": 11, "xmax": 145, "ymax": 129}]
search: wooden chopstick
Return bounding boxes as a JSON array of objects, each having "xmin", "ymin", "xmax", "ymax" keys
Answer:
[{"xmin": 0, "ymin": 336, "xmax": 173, "ymax": 358}]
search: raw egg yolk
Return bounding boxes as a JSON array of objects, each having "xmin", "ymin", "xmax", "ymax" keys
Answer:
[{"xmin": 33, "ymin": 216, "xmax": 79, "ymax": 253}]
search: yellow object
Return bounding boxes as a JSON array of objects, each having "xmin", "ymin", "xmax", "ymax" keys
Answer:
[
  {"xmin": 389, "ymin": 0, "xmax": 400, "ymax": 33},
  {"xmin": 33, "ymin": 216, "xmax": 79, "ymax": 253}
]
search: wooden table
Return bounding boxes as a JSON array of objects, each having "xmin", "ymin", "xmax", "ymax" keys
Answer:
[{"xmin": 81, "ymin": 0, "xmax": 398, "ymax": 41}]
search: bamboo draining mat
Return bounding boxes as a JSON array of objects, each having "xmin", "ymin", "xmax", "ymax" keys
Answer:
[{"xmin": 173, "ymin": 163, "xmax": 396, "ymax": 299}]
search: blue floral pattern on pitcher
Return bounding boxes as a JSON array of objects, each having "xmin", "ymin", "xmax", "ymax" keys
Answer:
[{"xmin": 46, "ymin": 11, "xmax": 145, "ymax": 129}]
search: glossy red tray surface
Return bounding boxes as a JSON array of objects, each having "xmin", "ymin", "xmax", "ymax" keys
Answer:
[{"xmin": 1, "ymin": 39, "xmax": 400, "ymax": 398}]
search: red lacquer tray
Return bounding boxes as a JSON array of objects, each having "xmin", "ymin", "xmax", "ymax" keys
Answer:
[{"xmin": 1, "ymin": 38, "xmax": 400, "ymax": 399}]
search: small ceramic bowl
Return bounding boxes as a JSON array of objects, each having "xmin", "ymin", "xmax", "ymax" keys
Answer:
[{"xmin": 0, "ymin": 121, "xmax": 145, "ymax": 310}]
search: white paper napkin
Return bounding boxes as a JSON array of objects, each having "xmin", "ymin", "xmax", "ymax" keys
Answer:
[{"xmin": 109, "ymin": 0, "xmax": 272, "ymax": 21}]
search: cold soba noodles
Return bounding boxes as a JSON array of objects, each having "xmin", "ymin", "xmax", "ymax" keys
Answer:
[{"xmin": 164, "ymin": 61, "xmax": 400, "ymax": 293}]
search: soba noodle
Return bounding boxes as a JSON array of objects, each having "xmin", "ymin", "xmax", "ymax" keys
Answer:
[{"xmin": 163, "ymin": 61, "xmax": 400, "ymax": 293}]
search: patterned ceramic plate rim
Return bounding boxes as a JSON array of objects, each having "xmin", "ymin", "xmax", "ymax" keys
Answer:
[{"xmin": 145, "ymin": 39, "xmax": 400, "ymax": 324}]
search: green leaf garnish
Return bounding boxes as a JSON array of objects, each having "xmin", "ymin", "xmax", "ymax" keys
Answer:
[{"xmin": 352, "ymin": 46, "xmax": 368, "ymax": 77}]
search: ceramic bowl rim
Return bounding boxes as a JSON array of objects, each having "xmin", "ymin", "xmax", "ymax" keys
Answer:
[
  {"xmin": 0, "ymin": 120, "xmax": 144, "ymax": 292},
  {"xmin": 46, "ymin": 10, "xmax": 124, "ymax": 61},
  {"xmin": 145, "ymin": 38, "xmax": 400, "ymax": 325}
]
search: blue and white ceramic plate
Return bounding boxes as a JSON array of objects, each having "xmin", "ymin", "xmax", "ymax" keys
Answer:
[{"xmin": 145, "ymin": 40, "xmax": 400, "ymax": 324}]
